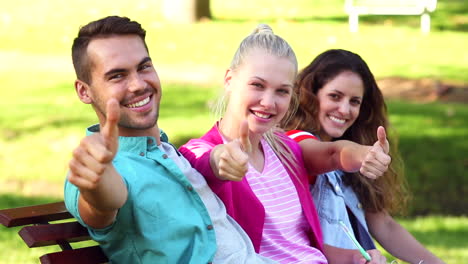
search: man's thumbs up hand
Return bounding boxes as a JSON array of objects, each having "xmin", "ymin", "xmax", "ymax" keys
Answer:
[{"xmin": 68, "ymin": 99, "xmax": 121, "ymax": 190}]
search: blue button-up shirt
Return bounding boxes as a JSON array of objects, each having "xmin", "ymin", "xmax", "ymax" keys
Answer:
[{"xmin": 64, "ymin": 125, "xmax": 216, "ymax": 264}]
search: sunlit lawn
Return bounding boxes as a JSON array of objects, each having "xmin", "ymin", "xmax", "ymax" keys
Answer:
[
  {"xmin": 378, "ymin": 216, "xmax": 468, "ymax": 263},
  {"xmin": 1, "ymin": 0, "xmax": 467, "ymax": 81},
  {"xmin": 0, "ymin": 0, "xmax": 467, "ymax": 263}
]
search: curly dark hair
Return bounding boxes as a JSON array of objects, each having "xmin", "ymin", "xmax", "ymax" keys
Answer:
[{"xmin": 283, "ymin": 49, "xmax": 409, "ymax": 214}]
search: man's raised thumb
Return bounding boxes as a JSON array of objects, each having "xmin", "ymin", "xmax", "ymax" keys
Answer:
[{"xmin": 101, "ymin": 99, "xmax": 120, "ymax": 153}]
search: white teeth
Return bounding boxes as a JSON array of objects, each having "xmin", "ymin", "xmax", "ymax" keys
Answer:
[
  {"xmin": 329, "ymin": 116, "xmax": 345, "ymax": 124},
  {"xmin": 127, "ymin": 97, "xmax": 150, "ymax": 108},
  {"xmin": 253, "ymin": 111, "xmax": 271, "ymax": 119}
]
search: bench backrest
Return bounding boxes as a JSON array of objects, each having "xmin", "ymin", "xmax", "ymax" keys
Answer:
[
  {"xmin": 344, "ymin": 0, "xmax": 437, "ymax": 33},
  {"xmin": 0, "ymin": 201, "xmax": 108, "ymax": 264},
  {"xmin": 345, "ymin": 0, "xmax": 437, "ymax": 15}
]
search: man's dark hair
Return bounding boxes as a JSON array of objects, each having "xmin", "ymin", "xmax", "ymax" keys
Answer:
[{"xmin": 71, "ymin": 16, "xmax": 147, "ymax": 83}]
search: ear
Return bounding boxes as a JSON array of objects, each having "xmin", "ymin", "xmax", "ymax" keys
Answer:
[
  {"xmin": 224, "ymin": 69, "xmax": 233, "ymax": 92},
  {"xmin": 75, "ymin": 80, "xmax": 92, "ymax": 104}
]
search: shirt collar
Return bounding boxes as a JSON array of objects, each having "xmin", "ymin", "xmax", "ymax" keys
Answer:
[{"xmin": 86, "ymin": 124, "xmax": 169, "ymax": 153}]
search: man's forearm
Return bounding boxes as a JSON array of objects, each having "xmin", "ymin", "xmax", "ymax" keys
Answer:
[{"xmin": 78, "ymin": 165, "xmax": 128, "ymax": 229}]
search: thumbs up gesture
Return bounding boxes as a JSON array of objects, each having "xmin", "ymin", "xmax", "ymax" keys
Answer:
[
  {"xmin": 359, "ymin": 126, "xmax": 391, "ymax": 179},
  {"xmin": 68, "ymin": 99, "xmax": 120, "ymax": 190},
  {"xmin": 211, "ymin": 120, "xmax": 252, "ymax": 181}
]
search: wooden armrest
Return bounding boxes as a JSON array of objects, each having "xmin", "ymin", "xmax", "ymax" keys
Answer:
[
  {"xmin": 0, "ymin": 202, "xmax": 72, "ymax": 227},
  {"xmin": 19, "ymin": 221, "xmax": 91, "ymax": 248},
  {"xmin": 1, "ymin": 201, "xmax": 109, "ymax": 263},
  {"xmin": 40, "ymin": 245, "xmax": 108, "ymax": 264}
]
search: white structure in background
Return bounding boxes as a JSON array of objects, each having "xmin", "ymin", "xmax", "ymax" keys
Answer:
[{"xmin": 344, "ymin": 0, "xmax": 438, "ymax": 33}]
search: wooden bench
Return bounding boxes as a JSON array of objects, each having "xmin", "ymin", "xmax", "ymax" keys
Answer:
[
  {"xmin": 344, "ymin": 0, "xmax": 438, "ymax": 33},
  {"xmin": 0, "ymin": 201, "xmax": 108, "ymax": 264}
]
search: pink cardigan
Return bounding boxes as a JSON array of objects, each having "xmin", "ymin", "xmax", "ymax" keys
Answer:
[{"xmin": 179, "ymin": 124, "xmax": 324, "ymax": 253}]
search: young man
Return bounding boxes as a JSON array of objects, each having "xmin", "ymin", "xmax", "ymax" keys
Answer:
[{"xmin": 65, "ymin": 15, "xmax": 275, "ymax": 264}]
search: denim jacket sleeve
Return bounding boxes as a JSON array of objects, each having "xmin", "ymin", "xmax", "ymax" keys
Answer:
[{"xmin": 310, "ymin": 170, "xmax": 373, "ymax": 249}]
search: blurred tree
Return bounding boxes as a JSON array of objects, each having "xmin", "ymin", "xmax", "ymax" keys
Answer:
[{"xmin": 162, "ymin": 0, "xmax": 211, "ymax": 23}]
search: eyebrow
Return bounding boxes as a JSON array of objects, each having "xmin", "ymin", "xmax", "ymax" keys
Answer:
[
  {"xmin": 331, "ymin": 89, "xmax": 363, "ymax": 99},
  {"xmin": 104, "ymin": 57, "xmax": 152, "ymax": 78},
  {"xmin": 331, "ymin": 89, "xmax": 344, "ymax": 95},
  {"xmin": 252, "ymin": 76, "xmax": 293, "ymax": 88}
]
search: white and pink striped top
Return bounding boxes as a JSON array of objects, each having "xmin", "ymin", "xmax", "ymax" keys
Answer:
[{"xmin": 245, "ymin": 139, "xmax": 327, "ymax": 264}]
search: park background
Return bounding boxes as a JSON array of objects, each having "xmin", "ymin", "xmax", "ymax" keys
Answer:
[{"xmin": 0, "ymin": 0, "xmax": 467, "ymax": 262}]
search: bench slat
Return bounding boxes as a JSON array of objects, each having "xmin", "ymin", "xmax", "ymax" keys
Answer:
[
  {"xmin": 19, "ymin": 221, "xmax": 91, "ymax": 247},
  {"xmin": 0, "ymin": 202, "xmax": 72, "ymax": 227},
  {"xmin": 1, "ymin": 201, "xmax": 109, "ymax": 263},
  {"xmin": 39, "ymin": 245, "xmax": 108, "ymax": 264},
  {"xmin": 347, "ymin": 6, "xmax": 425, "ymax": 15},
  {"xmin": 344, "ymin": 0, "xmax": 437, "ymax": 33}
]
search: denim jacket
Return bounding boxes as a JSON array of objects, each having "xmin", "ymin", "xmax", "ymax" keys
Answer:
[{"xmin": 310, "ymin": 170, "xmax": 375, "ymax": 250}]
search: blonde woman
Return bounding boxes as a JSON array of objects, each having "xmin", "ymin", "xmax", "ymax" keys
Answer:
[{"xmin": 180, "ymin": 26, "xmax": 388, "ymax": 264}]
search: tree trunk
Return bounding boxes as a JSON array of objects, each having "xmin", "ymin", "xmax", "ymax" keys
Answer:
[{"xmin": 162, "ymin": 0, "xmax": 211, "ymax": 23}]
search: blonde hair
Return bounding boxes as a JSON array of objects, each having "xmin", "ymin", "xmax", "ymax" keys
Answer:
[
  {"xmin": 230, "ymin": 24, "xmax": 298, "ymax": 73},
  {"xmin": 215, "ymin": 24, "xmax": 302, "ymax": 181}
]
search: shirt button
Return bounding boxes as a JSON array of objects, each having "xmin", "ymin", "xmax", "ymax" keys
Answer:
[
  {"xmin": 162, "ymin": 154, "xmax": 168, "ymax": 159},
  {"xmin": 335, "ymin": 184, "xmax": 341, "ymax": 192},
  {"xmin": 357, "ymin": 203, "xmax": 363, "ymax": 209},
  {"xmin": 147, "ymin": 138, "xmax": 153, "ymax": 144},
  {"xmin": 139, "ymin": 152, "xmax": 145, "ymax": 156},
  {"xmin": 187, "ymin": 185, "xmax": 193, "ymax": 191},
  {"xmin": 207, "ymin": 224, "xmax": 213, "ymax": 230}
]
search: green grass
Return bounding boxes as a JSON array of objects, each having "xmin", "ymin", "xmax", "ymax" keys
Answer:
[
  {"xmin": 0, "ymin": 0, "xmax": 467, "ymax": 262},
  {"xmin": 389, "ymin": 101, "xmax": 468, "ymax": 215},
  {"xmin": 1, "ymin": 1, "xmax": 467, "ymax": 82},
  {"xmin": 377, "ymin": 216, "xmax": 468, "ymax": 263}
]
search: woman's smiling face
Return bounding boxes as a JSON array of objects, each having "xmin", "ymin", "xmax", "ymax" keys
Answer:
[
  {"xmin": 316, "ymin": 71, "xmax": 364, "ymax": 141},
  {"xmin": 224, "ymin": 49, "xmax": 296, "ymax": 138}
]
